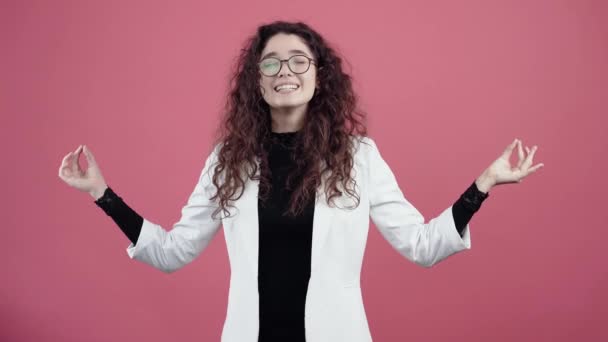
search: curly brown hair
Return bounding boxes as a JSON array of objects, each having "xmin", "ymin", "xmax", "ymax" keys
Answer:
[{"xmin": 209, "ymin": 20, "xmax": 368, "ymax": 220}]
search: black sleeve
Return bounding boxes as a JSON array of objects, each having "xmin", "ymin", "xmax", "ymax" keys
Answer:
[
  {"xmin": 452, "ymin": 181, "xmax": 489, "ymax": 237},
  {"xmin": 94, "ymin": 186, "xmax": 143, "ymax": 245}
]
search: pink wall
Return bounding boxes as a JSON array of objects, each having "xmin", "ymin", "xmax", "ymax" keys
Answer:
[{"xmin": 2, "ymin": 0, "xmax": 606, "ymax": 341}]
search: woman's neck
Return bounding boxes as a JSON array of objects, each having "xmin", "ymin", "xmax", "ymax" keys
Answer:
[{"xmin": 270, "ymin": 106, "xmax": 307, "ymax": 133}]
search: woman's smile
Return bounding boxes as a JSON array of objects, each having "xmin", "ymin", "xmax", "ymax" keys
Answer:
[
  {"xmin": 276, "ymin": 87, "xmax": 299, "ymax": 94},
  {"xmin": 274, "ymin": 83, "xmax": 300, "ymax": 93}
]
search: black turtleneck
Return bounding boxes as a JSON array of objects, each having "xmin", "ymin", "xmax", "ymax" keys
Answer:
[
  {"xmin": 94, "ymin": 133, "xmax": 488, "ymax": 342},
  {"xmin": 256, "ymin": 131, "xmax": 314, "ymax": 341}
]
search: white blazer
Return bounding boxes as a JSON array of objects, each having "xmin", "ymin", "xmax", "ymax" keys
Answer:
[{"xmin": 125, "ymin": 136, "xmax": 472, "ymax": 342}]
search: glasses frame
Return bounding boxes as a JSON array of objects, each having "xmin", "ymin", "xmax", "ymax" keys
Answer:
[{"xmin": 258, "ymin": 54, "xmax": 318, "ymax": 77}]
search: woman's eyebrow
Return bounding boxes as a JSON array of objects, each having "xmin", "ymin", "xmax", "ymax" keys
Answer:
[{"xmin": 261, "ymin": 49, "xmax": 310, "ymax": 60}]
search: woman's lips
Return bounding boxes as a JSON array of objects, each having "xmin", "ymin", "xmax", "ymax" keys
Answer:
[
  {"xmin": 274, "ymin": 84, "xmax": 300, "ymax": 93},
  {"xmin": 276, "ymin": 87, "xmax": 298, "ymax": 93}
]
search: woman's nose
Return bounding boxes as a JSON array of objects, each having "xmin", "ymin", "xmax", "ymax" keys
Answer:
[{"xmin": 277, "ymin": 60, "xmax": 293, "ymax": 77}]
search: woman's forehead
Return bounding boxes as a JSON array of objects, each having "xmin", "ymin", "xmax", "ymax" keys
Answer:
[{"xmin": 261, "ymin": 34, "xmax": 313, "ymax": 58}]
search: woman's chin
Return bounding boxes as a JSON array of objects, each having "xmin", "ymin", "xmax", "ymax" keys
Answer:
[
  {"xmin": 269, "ymin": 99, "xmax": 306, "ymax": 109},
  {"xmin": 270, "ymin": 94, "xmax": 314, "ymax": 108}
]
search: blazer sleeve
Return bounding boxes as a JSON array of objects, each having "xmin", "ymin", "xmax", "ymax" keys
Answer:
[
  {"xmin": 366, "ymin": 137, "xmax": 471, "ymax": 268},
  {"xmin": 125, "ymin": 144, "xmax": 223, "ymax": 273}
]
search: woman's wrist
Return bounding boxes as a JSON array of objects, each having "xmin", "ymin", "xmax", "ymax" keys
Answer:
[
  {"xmin": 475, "ymin": 170, "xmax": 495, "ymax": 193},
  {"xmin": 90, "ymin": 184, "xmax": 109, "ymax": 200}
]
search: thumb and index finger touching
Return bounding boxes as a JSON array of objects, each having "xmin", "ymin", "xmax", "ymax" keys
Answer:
[
  {"xmin": 82, "ymin": 145, "xmax": 97, "ymax": 166},
  {"xmin": 500, "ymin": 138, "xmax": 544, "ymax": 173},
  {"xmin": 64, "ymin": 144, "xmax": 97, "ymax": 171}
]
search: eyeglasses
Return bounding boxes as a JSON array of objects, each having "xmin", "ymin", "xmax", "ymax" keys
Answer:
[{"xmin": 258, "ymin": 54, "xmax": 317, "ymax": 77}]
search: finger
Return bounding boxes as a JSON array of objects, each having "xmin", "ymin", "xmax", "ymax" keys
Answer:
[
  {"xmin": 60, "ymin": 151, "xmax": 72, "ymax": 168},
  {"xmin": 523, "ymin": 163, "xmax": 544, "ymax": 178},
  {"xmin": 501, "ymin": 138, "xmax": 518, "ymax": 159},
  {"xmin": 83, "ymin": 145, "xmax": 97, "ymax": 167},
  {"xmin": 70, "ymin": 145, "xmax": 83, "ymax": 173},
  {"xmin": 516, "ymin": 140, "xmax": 525, "ymax": 169},
  {"xmin": 59, "ymin": 152, "xmax": 74, "ymax": 178},
  {"xmin": 522, "ymin": 146, "xmax": 539, "ymax": 170},
  {"xmin": 525, "ymin": 146, "xmax": 530, "ymax": 154},
  {"xmin": 527, "ymin": 163, "xmax": 544, "ymax": 174}
]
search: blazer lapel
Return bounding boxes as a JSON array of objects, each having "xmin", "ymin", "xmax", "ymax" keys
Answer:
[
  {"xmin": 235, "ymin": 157, "xmax": 337, "ymax": 279},
  {"xmin": 310, "ymin": 168, "xmax": 337, "ymax": 274}
]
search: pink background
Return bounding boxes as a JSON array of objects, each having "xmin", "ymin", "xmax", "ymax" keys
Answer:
[{"xmin": 2, "ymin": 0, "xmax": 607, "ymax": 341}]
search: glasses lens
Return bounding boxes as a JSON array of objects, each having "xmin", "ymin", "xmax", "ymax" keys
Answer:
[
  {"xmin": 289, "ymin": 55, "xmax": 310, "ymax": 74},
  {"xmin": 260, "ymin": 58, "xmax": 280, "ymax": 76}
]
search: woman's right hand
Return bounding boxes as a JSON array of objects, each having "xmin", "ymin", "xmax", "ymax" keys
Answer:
[{"xmin": 58, "ymin": 145, "xmax": 108, "ymax": 200}]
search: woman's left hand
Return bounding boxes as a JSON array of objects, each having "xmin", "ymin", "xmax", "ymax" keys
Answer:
[{"xmin": 475, "ymin": 138, "xmax": 544, "ymax": 193}]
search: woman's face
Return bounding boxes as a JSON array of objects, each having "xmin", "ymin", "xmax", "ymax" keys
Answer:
[{"xmin": 259, "ymin": 33, "xmax": 318, "ymax": 112}]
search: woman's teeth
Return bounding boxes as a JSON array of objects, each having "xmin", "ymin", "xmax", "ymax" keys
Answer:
[{"xmin": 275, "ymin": 84, "xmax": 299, "ymax": 93}]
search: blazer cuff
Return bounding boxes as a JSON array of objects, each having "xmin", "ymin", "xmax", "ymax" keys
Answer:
[
  {"xmin": 443, "ymin": 205, "xmax": 472, "ymax": 252},
  {"xmin": 126, "ymin": 218, "xmax": 156, "ymax": 259}
]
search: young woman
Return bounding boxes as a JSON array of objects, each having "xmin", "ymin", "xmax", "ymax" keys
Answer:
[{"xmin": 58, "ymin": 21, "xmax": 543, "ymax": 342}]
